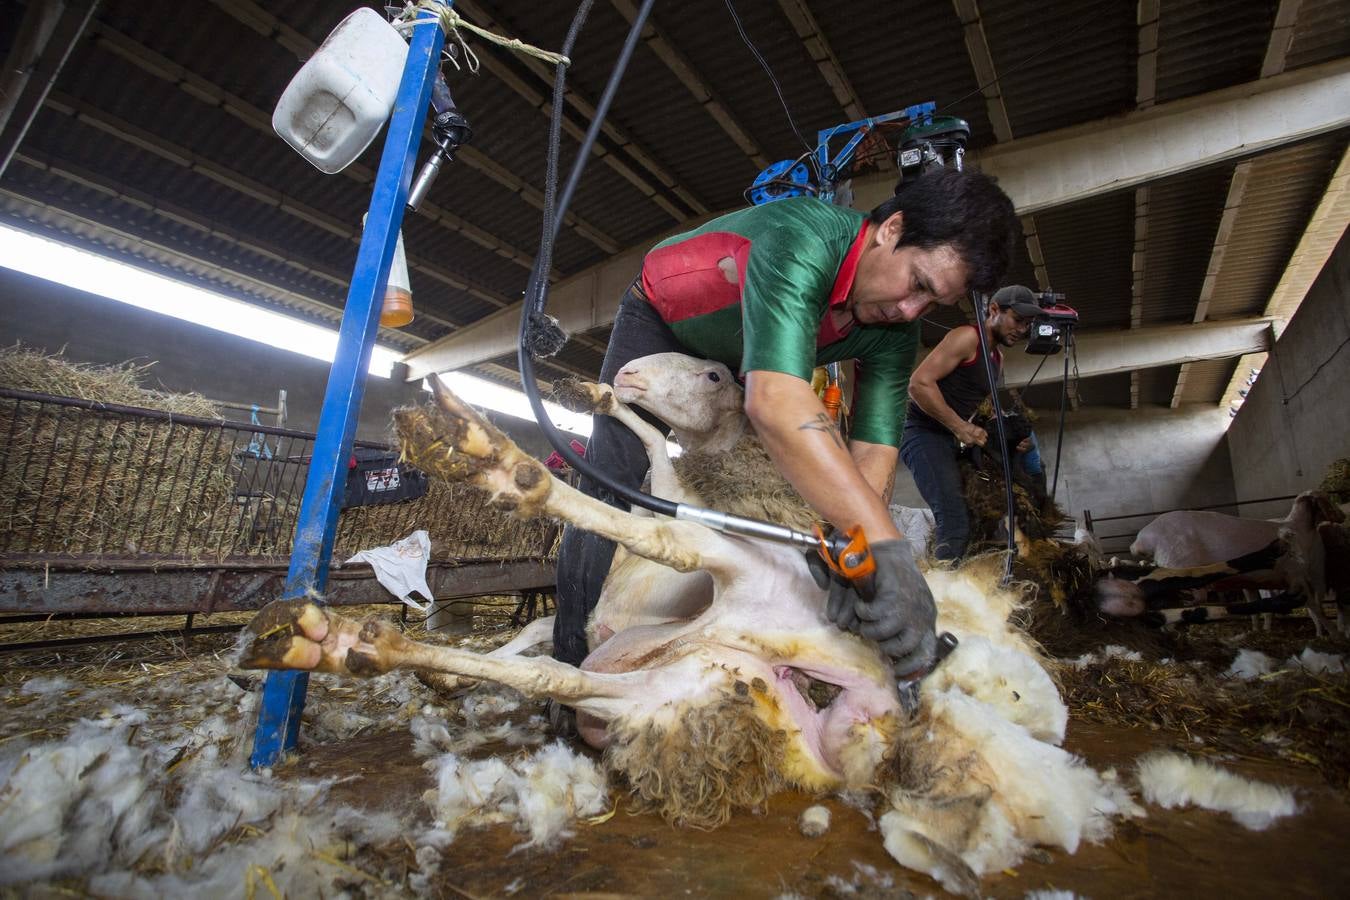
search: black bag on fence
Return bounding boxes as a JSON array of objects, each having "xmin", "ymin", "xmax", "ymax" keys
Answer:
[{"xmin": 342, "ymin": 447, "xmax": 429, "ymax": 508}]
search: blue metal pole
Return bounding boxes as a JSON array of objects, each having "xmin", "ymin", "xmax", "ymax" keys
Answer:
[{"xmin": 250, "ymin": 5, "xmax": 450, "ymax": 769}]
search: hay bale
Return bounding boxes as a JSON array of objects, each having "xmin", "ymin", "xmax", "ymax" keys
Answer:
[
  {"xmin": 1320, "ymin": 457, "xmax": 1350, "ymax": 506},
  {"xmin": 333, "ymin": 479, "xmax": 557, "ymax": 562},
  {"xmin": 0, "ymin": 345, "xmax": 236, "ymax": 558}
]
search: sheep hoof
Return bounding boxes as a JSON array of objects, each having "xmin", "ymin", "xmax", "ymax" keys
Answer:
[
  {"xmin": 551, "ymin": 377, "xmax": 613, "ymax": 415},
  {"xmin": 239, "ymin": 600, "xmax": 329, "ymax": 670}
]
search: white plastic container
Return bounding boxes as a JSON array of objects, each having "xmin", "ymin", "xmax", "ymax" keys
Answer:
[{"xmin": 272, "ymin": 8, "xmax": 410, "ymax": 174}]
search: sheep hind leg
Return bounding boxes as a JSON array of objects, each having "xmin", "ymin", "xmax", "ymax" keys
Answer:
[
  {"xmin": 398, "ymin": 376, "xmax": 740, "ymax": 582},
  {"xmin": 239, "ymin": 602, "xmax": 648, "ymax": 719},
  {"xmin": 418, "ymin": 615, "xmax": 556, "ymax": 698}
]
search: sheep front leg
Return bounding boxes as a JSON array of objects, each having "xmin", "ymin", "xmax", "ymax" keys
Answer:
[
  {"xmin": 240, "ymin": 602, "xmax": 648, "ymax": 720},
  {"xmin": 397, "ymin": 378, "xmax": 740, "ymax": 582},
  {"xmin": 552, "ymin": 377, "xmax": 690, "ymax": 505}
]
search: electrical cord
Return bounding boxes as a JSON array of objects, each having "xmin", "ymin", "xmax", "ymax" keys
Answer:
[
  {"xmin": 516, "ymin": 0, "xmax": 679, "ymax": 518},
  {"xmin": 1050, "ymin": 329, "xmax": 1073, "ymax": 503},
  {"xmin": 970, "ymin": 292, "xmax": 1017, "ymax": 580},
  {"xmin": 723, "ymin": 0, "xmax": 815, "ymax": 158}
]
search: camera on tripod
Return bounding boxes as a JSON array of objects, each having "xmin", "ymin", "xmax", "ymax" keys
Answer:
[{"xmin": 1024, "ymin": 290, "xmax": 1079, "ymax": 355}]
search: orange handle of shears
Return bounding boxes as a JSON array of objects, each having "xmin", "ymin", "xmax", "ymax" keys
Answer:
[{"xmin": 814, "ymin": 523, "xmax": 876, "ymax": 582}]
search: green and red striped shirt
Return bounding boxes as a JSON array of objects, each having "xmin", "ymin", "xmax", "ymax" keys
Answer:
[{"xmin": 639, "ymin": 197, "xmax": 918, "ymax": 447}]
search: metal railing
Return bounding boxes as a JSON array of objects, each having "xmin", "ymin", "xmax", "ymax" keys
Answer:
[
  {"xmin": 0, "ymin": 387, "xmax": 555, "ymax": 564},
  {"xmin": 1083, "ymin": 493, "xmax": 1299, "ymax": 550}
]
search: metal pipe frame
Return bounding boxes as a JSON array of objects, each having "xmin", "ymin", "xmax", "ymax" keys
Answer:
[{"xmin": 249, "ymin": 6, "xmax": 450, "ymax": 768}]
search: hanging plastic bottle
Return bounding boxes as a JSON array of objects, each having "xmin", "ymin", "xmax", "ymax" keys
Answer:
[
  {"xmin": 361, "ymin": 213, "xmax": 415, "ymax": 328},
  {"xmin": 380, "ymin": 227, "xmax": 414, "ymax": 327}
]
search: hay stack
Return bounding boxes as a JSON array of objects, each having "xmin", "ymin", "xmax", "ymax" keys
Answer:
[
  {"xmin": 0, "ymin": 345, "xmax": 236, "ymax": 558},
  {"xmin": 1320, "ymin": 457, "xmax": 1350, "ymax": 506}
]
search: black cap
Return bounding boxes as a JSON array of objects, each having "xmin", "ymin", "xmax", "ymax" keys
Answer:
[{"xmin": 992, "ymin": 285, "xmax": 1042, "ymax": 318}]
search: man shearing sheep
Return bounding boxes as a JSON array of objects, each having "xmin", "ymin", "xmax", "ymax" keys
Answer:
[
  {"xmin": 900, "ymin": 285, "xmax": 1039, "ymax": 560},
  {"xmin": 553, "ymin": 169, "xmax": 1017, "ymax": 728}
]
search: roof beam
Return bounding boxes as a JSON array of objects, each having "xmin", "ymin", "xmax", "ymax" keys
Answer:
[
  {"xmin": 952, "ymin": 0, "xmax": 1012, "ymax": 142},
  {"xmin": 1002, "ymin": 318, "xmax": 1277, "ymax": 388},
  {"xmin": 0, "ymin": 0, "xmax": 65, "ymax": 138},
  {"xmin": 776, "ymin": 0, "xmax": 865, "ymax": 120},
  {"xmin": 454, "ymin": 0, "xmax": 708, "ymax": 219},
  {"xmin": 1261, "ymin": 0, "xmax": 1304, "ymax": 78},
  {"xmin": 404, "ymin": 242, "xmax": 649, "ymax": 381},
  {"xmin": 11, "ymin": 150, "xmax": 473, "ymax": 335},
  {"xmin": 1180, "ymin": 3, "xmax": 1300, "ymax": 408},
  {"xmin": 953, "ymin": 0, "xmax": 1061, "ymax": 402},
  {"xmin": 1131, "ymin": 0, "xmax": 1159, "ymax": 408},
  {"xmin": 207, "ymin": 0, "xmax": 620, "ymax": 255},
  {"xmin": 850, "ymin": 57, "xmax": 1350, "ymax": 214},
  {"xmin": 608, "ymin": 0, "xmax": 770, "ymax": 171},
  {"xmin": 0, "ymin": 0, "xmax": 98, "ymax": 180},
  {"xmin": 1220, "ymin": 142, "xmax": 1350, "ymax": 408}
]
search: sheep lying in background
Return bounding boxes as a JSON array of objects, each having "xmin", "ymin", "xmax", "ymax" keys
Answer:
[
  {"xmin": 1121, "ymin": 493, "xmax": 1346, "ymax": 634},
  {"xmin": 239, "ymin": 376, "xmax": 1141, "ymax": 896}
]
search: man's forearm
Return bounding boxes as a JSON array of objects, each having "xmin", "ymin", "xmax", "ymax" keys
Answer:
[
  {"xmin": 851, "ymin": 440, "xmax": 899, "ymax": 505},
  {"xmin": 745, "ymin": 371, "xmax": 901, "ymax": 541},
  {"xmin": 908, "ymin": 381, "xmax": 970, "ymax": 435}
]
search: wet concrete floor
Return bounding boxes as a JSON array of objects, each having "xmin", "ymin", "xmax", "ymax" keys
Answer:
[{"xmin": 297, "ymin": 720, "xmax": 1348, "ymax": 899}]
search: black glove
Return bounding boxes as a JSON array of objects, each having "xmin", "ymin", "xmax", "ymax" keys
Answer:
[
  {"xmin": 851, "ymin": 540, "xmax": 938, "ymax": 678},
  {"xmin": 805, "ymin": 549, "xmax": 858, "ymax": 632}
]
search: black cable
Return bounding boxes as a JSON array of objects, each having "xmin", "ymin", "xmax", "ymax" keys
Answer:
[
  {"xmin": 1021, "ymin": 352, "xmax": 1049, "ymax": 392},
  {"xmin": 517, "ymin": 0, "xmax": 677, "ymax": 517},
  {"xmin": 971, "ymin": 292, "xmax": 1016, "ymax": 580},
  {"xmin": 723, "ymin": 0, "xmax": 814, "ymax": 157},
  {"xmin": 1050, "ymin": 330, "xmax": 1072, "ymax": 504}
]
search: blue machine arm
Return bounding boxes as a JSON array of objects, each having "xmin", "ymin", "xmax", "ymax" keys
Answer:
[{"xmin": 250, "ymin": 4, "xmax": 451, "ymax": 769}]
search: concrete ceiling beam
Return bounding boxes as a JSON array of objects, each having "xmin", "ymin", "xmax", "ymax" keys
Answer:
[
  {"xmin": 608, "ymin": 0, "xmax": 770, "ymax": 171},
  {"xmin": 850, "ymin": 57, "xmax": 1350, "ymax": 214},
  {"xmin": 1002, "ymin": 318, "xmax": 1277, "ymax": 388},
  {"xmin": 0, "ymin": 0, "xmax": 99, "ymax": 180},
  {"xmin": 776, "ymin": 0, "xmax": 866, "ymax": 121},
  {"xmin": 404, "ymin": 242, "xmax": 650, "ymax": 381}
]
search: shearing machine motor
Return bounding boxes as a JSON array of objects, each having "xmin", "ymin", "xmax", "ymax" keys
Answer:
[
  {"xmin": 1023, "ymin": 290, "xmax": 1080, "ymax": 356},
  {"xmin": 747, "ymin": 102, "xmax": 972, "ymax": 206}
]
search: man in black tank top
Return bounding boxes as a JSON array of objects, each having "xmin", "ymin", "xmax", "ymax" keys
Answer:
[{"xmin": 900, "ymin": 286, "xmax": 1039, "ymax": 559}]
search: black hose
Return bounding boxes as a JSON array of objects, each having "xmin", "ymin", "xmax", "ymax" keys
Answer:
[
  {"xmin": 971, "ymin": 292, "xmax": 1017, "ymax": 580},
  {"xmin": 515, "ymin": 0, "xmax": 678, "ymax": 517},
  {"xmin": 1050, "ymin": 331, "xmax": 1071, "ymax": 503}
]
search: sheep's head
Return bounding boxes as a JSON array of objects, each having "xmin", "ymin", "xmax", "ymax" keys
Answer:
[
  {"xmin": 1289, "ymin": 490, "xmax": 1345, "ymax": 529},
  {"xmin": 613, "ymin": 353, "xmax": 744, "ymax": 438}
]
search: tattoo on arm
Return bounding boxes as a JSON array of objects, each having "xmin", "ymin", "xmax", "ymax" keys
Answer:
[
  {"xmin": 882, "ymin": 465, "xmax": 897, "ymax": 504},
  {"xmin": 798, "ymin": 413, "xmax": 845, "ymax": 450}
]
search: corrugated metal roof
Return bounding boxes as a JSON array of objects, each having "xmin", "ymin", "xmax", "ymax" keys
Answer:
[
  {"xmin": 1206, "ymin": 133, "xmax": 1348, "ymax": 320},
  {"xmin": 1180, "ymin": 356, "xmax": 1239, "ymax": 405},
  {"xmin": 981, "ymin": 0, "xmax": 1136, "ymax": 139},
  {"xmin": 1154, "ymin": 0, "xmax": 1272, "ymax": 103},
  {"xmin": 1035, "ymin": 190, "xmax": 1135, "ymax": 331},
  {"xmin": 1139, "ymin": 160, "xmax": 1235, "ymax": 326},
  {"xmin": 1136, "ymin": 363, "xmax": 1183, "ymax": 407},
  {"xmin": 1285, "ymin": 0, "xmax": 1350, "ymax": 71}
]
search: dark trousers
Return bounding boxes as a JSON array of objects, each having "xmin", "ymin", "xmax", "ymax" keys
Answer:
[
  {"xmin": 552, "ymin": 285, "xmax": 688, "ymax": 665},
  {"xmin": 900, "ymin": 426, "xmax": 969, "ymax": 561}
]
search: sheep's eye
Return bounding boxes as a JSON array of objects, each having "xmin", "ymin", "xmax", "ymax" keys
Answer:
[{"xmin": 706, "ymin": 372, "xmax": 721, "ymax": 383}]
